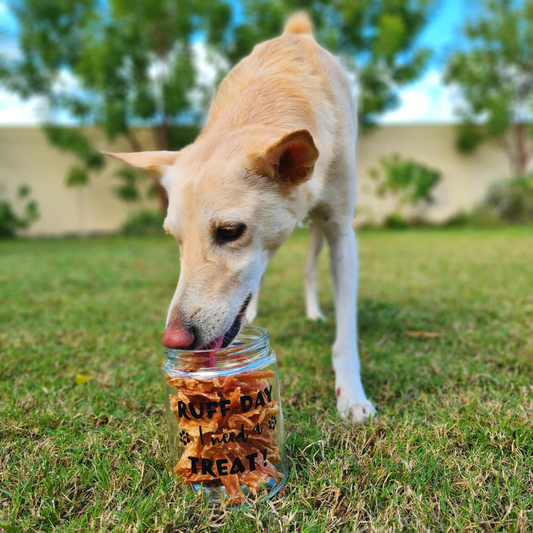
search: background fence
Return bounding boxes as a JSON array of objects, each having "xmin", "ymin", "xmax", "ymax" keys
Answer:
[{"xmin": 0, "ymin": 124, "xmax": 520, "ymax": 236}]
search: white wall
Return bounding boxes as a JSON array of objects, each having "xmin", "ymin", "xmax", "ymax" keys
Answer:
[
  {"xmin": 0, "ymin": 125, "xmax": 520, "ymax": 236},
  {"xmin": 356, "ymin": 124, "xmax": 515, "ymax": 224}
]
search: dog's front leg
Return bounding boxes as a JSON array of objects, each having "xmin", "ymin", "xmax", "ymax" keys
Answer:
[{"xmin": 323, "ymin": 224, "xmax": 375, "ymax": 422}]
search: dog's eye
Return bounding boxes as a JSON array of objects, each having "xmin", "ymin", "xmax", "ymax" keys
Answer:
[{"xmin": 216, "ymin": 224, "xmax": 246, "ymax": 243}]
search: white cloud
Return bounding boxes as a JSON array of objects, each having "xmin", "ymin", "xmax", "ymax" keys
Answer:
[
  {"xmin": 0, "ymin": 89, "xmax": 46, "ymax": 124},
  {"xmin": 380, "ymin": 69, "xmax": 459, "ymax": 124},
  {"xmin": 193, "ymin": 41, "xmax": 229, "ymax": 88},
  {"xmin": 0, "ymin": 2, "xmax": 8, "ymax": 16},
  {"xmin": 0, "ymin": 69, "xmax": 80, "ymax": 125},
  {"xmin": 188, "ymin": 41, "xmax": 229, "ymax": 120}
]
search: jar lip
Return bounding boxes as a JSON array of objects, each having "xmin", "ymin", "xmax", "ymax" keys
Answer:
[
  {"xmin": 164, "ymin": 325, "xmax": 269, "ymax": 358},
  {"xmin": 164, "ymin": 325, "xmax": 273, "ymax": 377}
]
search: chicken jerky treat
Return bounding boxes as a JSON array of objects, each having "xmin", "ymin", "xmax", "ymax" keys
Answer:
[{"xmin": 163, "ymin": 326, "xmax": 287, "ymax": 505}]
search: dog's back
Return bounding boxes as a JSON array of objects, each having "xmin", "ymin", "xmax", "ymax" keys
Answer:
[{"xmin": 202, "ymin": 13, "xmax": 357, "ymax": 186}]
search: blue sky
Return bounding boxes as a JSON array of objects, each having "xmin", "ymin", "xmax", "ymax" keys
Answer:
[
  {"xmin": 419, "ymin": 0, "xmax": 464, "ymax": 63},
  {"xmin": 0, "ymin": 0, "xmax": 466, "ymax": 125},
  {"xmin": 380, "ymin": 0, "xmax": 465, "ymax": 123}
]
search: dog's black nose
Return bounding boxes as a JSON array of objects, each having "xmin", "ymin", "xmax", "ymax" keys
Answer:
[{"xmin": 162, "ymin": 321, "xmax": 195, "ymax": 349}]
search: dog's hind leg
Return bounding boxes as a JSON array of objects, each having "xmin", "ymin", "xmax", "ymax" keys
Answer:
[
  {"xmin": 305, "ymin": 223, "xmax": 326, "ymax": 321},
  {"xmin": 245, "ymin": 277, "xmax": 262, "ymax": 324}
]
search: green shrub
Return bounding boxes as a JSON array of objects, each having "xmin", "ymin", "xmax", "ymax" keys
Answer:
[
  {"xmin": 444, "ymin": 208, "xmax": 504, "ymax": 228},
  {"xmin": 384, "ymin": 213, "xmax": 408, "ymax": 229},
  {"xmin": 444, "ymin": 210, "xmax": 472, "ymax": 228},
  {"xmin": 370, "ymin": 154, "xmax": 441, "ymax": 226},
  {"xmin": 121, "ymin": 210, "xmax": 165, "ymax": 236},
  {"xmin": 371, "ymin": 154, "xmax": 441, "ymax": 205},
  {"xmin": 446, "ymin": 174, "xmax": 533, "ymax": 227},
  {"xmin": 483, "ymin": 174, "xmax": 533, "ymax": 223},
  {"xmin": 0, "ymin": 185, "xmax": 39, "ymax": 238}
]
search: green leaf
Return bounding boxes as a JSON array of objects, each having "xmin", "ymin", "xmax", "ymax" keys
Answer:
[
  {"xmin": 374, "ymin": 14, "xmax": 406, "ymax": 59},
  {"xmin": 114, "ymin": 167, "xmax": 140, "ymax": 202},
  {"xmin": 75, "ymin": 374, "xmax": 92, "ymax": 385},
  {"xmin": 44, "ymin": 126, "xmax": 104, "ymax": 170},
  {"xmin": 17, "ymin": 184, "xmax": 31, "ymax": 198},
  {"xmin": 456, "ymin": 122, "xmax": 484, "ymax": 154},
  {"xmin": 22, "ymin": 201, "xmax": 39, "ymax": 226},
  {"xmin": 0, "ymin": 182, "xmax": 39, "ymax": 237},
  {"xmin": 115, "ymin": 184, "xmax": 140, "ymax": 202},
  {"xmin": 0, "ymin": 519, "xmax": 21, "ymax": 533},
  {"xmin": 66, "ymin": 167, "xmax": 89, "ymax": 187}
]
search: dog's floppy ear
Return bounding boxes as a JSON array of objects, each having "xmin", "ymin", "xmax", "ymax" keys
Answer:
[
  {"xmin": 245, "ymin": 130, "xmax": 319, "ymax": 186},
  {"xmin": 102, "ymin": 151, "xmax": 179, "ymax": 174}
]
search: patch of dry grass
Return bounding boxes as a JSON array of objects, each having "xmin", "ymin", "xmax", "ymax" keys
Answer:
[{"xmin": 1, "ymin": 228, "xmax": 532, "ymax": 532}]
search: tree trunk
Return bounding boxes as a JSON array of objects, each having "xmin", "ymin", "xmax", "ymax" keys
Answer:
[
  {"xmin": 126, "ymin": 127, "xmax": 169, "ymax": 212},
  {"xmin": 150, "ymin": 172, "xmax": 169, "ymax": 211},
  {"xmin": 515, "ymin": 123, "xmax": 528, "ymax": 175},
  {"xmin": 152, "ymin": 121, "xmax": 170, "ymax": 212},
  {"xmin": 126, "ymin": 130, "xmax": 143, "ymax": 153}
]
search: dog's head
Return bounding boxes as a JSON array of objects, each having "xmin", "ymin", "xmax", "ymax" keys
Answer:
[{"xmin": 104, "ymin": 128, "xmax": 318, "ymax": 350}]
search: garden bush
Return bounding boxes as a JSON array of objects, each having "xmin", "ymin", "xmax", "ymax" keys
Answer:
[
  {"xmin": 445, "ymin": 174, "xmax": 533, "ymax": 227},
  {"xmin": 483, "ymin": 174, "xmax": 533, "ymax": 223},
  {"xmin": 370, "ymin": 154, "xmax": 441, "ymax": 226},
  {"xmin": 0, "ymin": 185, "xmax": 39, "ymax": 238},
  {"xmin": 120, "ymin": 210, "xmax": 166, "ymax": 236}
]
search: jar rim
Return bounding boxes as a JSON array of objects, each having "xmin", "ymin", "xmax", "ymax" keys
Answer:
[
  {"xmin": 164, "ymin": 325, "xmax": 268, "ymax": 356},
  {"xmin": 163, "ymin": 325, "xmax": 273, "ymax": 377}
]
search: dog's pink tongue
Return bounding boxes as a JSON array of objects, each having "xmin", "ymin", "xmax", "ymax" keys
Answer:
[{"xmin": 206, "ymin": 335, "xmax": 224, "ymax": 368}]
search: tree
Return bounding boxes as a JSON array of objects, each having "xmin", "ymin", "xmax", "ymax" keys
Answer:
[
  {"xmin": 222, "ymin": 0, "xmax": 438, "ymax": 130},
  {"xmin": 1, "ymin": 0, "xmax": 438, "ymax": 209},
  {"xmin": 445, "ymin": 0, "xmax": 533, "ymax": 175},
  {"xmin": 0, "ymin": 0, "xmax": 231, "ymax": 210}
]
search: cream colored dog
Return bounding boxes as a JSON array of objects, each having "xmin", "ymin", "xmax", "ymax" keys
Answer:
[{"xmin": 105, "ymin": 13, "xmax": 375, "ymax": 422}]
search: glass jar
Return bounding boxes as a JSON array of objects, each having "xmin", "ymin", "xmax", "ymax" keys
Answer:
[{"xmin": 163, "ymin": 325, "xmax": 287, "ymax": 505}]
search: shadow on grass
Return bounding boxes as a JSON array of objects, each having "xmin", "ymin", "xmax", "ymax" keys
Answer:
[
  {"xmin": 262, "ymin": 294, "xmax": 472, "ymax": 416},
  {"xmin": 265, "ymin": 299, "xmax": 405, "ymax": 347},
  {"xmin": 358, "ymin": 299, "xmax": 405, "ymax": 344}
]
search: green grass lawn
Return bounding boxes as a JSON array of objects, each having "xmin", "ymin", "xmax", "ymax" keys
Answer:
[{"xmin": 1, "ymin": 227, "xmax": 532, "ymax": 532}]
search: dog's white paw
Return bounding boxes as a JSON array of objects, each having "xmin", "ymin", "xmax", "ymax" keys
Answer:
[
  {"xmin": 306, "ymin": 307, "xmax": 325, "ymax": 321},
  {"xmin": 336, "ymin": 389, "xmax": 376, "ymax": 424}
]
